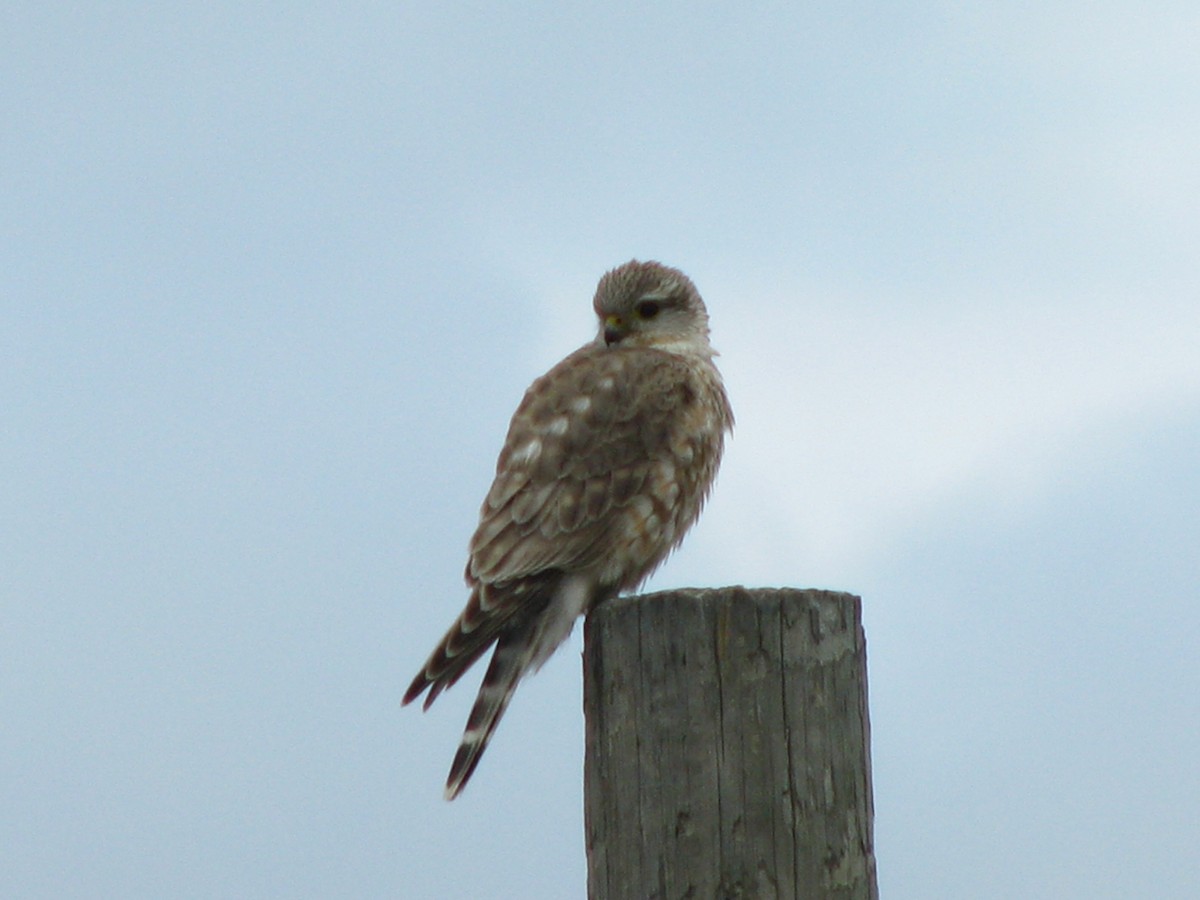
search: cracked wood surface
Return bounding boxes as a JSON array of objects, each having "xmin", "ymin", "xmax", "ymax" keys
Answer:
[{"xmin": 584, "ymin": 587, "xmax": 877, "ymax": 900}]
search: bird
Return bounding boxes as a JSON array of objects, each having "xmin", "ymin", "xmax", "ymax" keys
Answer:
[{"xmin": 403, "ymin": 260, "xmax": 734, "ymax": 799}]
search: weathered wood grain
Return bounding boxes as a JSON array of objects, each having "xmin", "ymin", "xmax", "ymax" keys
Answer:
[{"xmin": 584, "ymin": 587, "xmax": 877, "ymax": 900}]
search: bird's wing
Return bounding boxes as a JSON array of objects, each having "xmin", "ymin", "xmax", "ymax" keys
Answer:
[
  {"xmin": 402, "ymin": 345, "xmax": 693, "ymax": 704},
  {"xmin": 467, "ymin": 343, "xmax": 699, "ymax": 586}
]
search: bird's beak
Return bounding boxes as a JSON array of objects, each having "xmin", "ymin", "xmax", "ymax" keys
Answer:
[{"xmin": 603, "ymin": 314, "xmax": 627, "ymax": 346}]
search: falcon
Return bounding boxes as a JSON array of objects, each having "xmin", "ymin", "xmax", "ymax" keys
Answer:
[{"xmin": 404, "ymin": 260, "xmax": 734, "ymax": 799}]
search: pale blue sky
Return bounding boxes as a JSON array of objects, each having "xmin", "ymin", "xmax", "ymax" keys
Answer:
[{"xmin": 4, "ymin": 4, "xmax": 1199, "ymax": 898}]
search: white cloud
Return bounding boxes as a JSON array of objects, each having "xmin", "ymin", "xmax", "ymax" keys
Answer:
[{"xmin": 700, "ymin": 282, "xmax": 1200, "ymax": 581}]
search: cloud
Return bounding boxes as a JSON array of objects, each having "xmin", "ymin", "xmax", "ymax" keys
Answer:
[{"xmin": 699, "ymin": 281, "xmax": 1200, "ymax": 580}]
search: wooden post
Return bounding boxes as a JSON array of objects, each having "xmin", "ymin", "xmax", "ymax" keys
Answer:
[{"xmin": 583, "ymin": 587, "xmax": 877, "ymax": 900}]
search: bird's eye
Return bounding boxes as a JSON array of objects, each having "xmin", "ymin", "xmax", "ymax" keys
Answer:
[{"xmin": 636, "ymin": 300, "xmax": 661, "ymax": 319}]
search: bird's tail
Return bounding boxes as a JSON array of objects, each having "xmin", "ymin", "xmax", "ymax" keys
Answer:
[
  {"xmin": 402, "ymin": 576, "xmax": 556, "ymax": 712},
  {"xmin": 443, "ymin": 627, "xmax": 531, "ymax": 800}
]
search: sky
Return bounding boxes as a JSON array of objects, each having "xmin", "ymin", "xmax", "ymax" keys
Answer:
[{"xmin": 3, "ymin": 3, "xmax": 1199, "ymax": 898}]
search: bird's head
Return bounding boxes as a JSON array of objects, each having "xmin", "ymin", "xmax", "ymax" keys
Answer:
[{"xmin": 592, "ymin": 260, "xmax": 714, "ymax": 355}]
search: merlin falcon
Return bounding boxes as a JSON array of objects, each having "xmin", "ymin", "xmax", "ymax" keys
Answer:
[{"xmin": 404, "ymin": 260, "xmax": 734, "ymax": 799}]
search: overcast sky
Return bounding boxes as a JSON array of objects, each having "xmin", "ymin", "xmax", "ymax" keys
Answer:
[{"xmin": 4, "ymin": 3, "xmax": 1199, "ymax": 898}]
